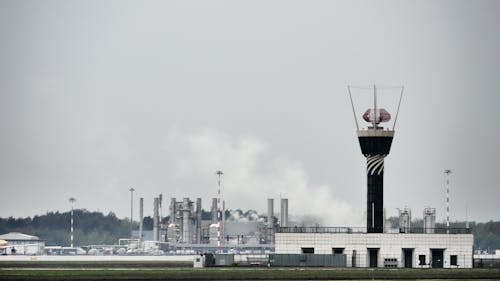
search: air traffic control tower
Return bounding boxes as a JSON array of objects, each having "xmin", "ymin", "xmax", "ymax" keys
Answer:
[{"xmin": 349, "ymin": 85, "xmax": 403, "ymax": 233}]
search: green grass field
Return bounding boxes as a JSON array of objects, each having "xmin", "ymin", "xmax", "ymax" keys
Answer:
[{"xmin": 1, "ymin": 268, "xmax": 500, "ymax": 280}]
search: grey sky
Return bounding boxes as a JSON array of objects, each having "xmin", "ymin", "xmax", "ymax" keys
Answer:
[{"xmin": 1, "ymin": 1, "xmax": 499, "ymax": 225}]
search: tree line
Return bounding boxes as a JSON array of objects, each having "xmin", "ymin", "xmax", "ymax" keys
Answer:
[
  {"xmin": 0, "ymin": 209, "xmax": 230, "ymax": 246},
  {"xmin": 1, "ymin": 210, "xmax": 499, "ymax": 251}
]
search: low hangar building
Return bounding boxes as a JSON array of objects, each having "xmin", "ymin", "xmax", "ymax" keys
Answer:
[{"xmin": 0, "ymin": 232, "xmax": 45, "ymax": 255}]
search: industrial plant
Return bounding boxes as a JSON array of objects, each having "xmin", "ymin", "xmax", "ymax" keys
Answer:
[
  {"xmin": 0, "ymin": 86, "xmax": 481, "ymax": 269},
  {"xmin": 125, "ymin": 196, "xmax": 282, "ymax": 254}
]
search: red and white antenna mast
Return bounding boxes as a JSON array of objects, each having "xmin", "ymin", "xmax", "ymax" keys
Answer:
[
  {"xmin": 69, "ymin": 197, "xmax": 76, "ymax": 248},
  {"xmin": 444, "ymin": 169, "xmax": 452, "ymax": 234},
  {"xmin": 215, "ymin": 170, "xmax": 224, "ymax": 253}
]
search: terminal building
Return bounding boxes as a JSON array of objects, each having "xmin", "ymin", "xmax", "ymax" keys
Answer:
[
  {"xmin": 274, "ymin": 86, "xmax": 473, "ymax": 268},
  {"xmin": 275, "ymin": 227, "xmax": 472, "ymax": 268}
]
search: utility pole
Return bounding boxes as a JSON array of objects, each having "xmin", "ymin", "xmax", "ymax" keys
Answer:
[
  {"xmin": 69, "ymin": 197, "xmax": 76, "ymax": 248},
  {"xmin": 444, "ymin": 169, "xmax": 452, "ymax": 234},
  {"xmin": 215, "ymin": 170, "xmax": 224, "ymax": 253},
  {"xmin": 129, "ymin": 187, "xmax": 135, "ymax": 238}
]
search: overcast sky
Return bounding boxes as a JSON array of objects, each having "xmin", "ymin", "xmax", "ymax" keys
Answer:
[{"xmin": 1, "ymin": 0, "xmax": 499, "ymax": 225}]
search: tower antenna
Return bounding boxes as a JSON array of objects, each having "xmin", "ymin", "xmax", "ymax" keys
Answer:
[
  {"xmin": 373, "ymin": 85, "xmax": 377, "ymax": 128},
  {"xmin": 348, "ymin": 86, "xmax": 359, "ymax": 130},
  {"xmin": 392, "ymin": 86, "xmax": 404, "ymax": 130}
]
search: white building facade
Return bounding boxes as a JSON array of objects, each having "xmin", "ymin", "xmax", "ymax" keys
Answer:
[
  {"xmin": 276, "ymin": 230, "xmax": 473, "ymax": 268},
  {"xmin": 0, "ymin": 232, "xmax": 45, "ymax": 255}
]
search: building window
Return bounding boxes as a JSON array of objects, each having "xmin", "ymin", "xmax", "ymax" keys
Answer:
[
  {"xmin": 301, "ymin": 247, "xmax": 314, "ymax": 254},
  {"xmin": 419, "ymin": 255, "xmax": 426, "ymax": 265},
  {"xmin": 332, "ymin": 248, "xmax": 344, "ymax": 254},
  {"xmin": 383, "ymin": 258, "xmax": 398, "ymax": 268},
  {"xmin": 450, "ymin": 255, "xmax": 458, "ymax": 266}
]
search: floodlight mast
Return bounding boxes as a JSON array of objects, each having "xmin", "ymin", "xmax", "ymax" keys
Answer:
[
  {"xmin": 69, "ymin": 197, "xmax": 76, "ymax": 248},
  {"xmin": 215, "ymin": 170, "xmax": 224, "ymax": 254},
  {"xmin": 348, "ymin": 85, "xmax": 403, "ymax": 233},
  {"xmin": 444, "ymin": 169, "xmax": 452, "ymax": 234},
  {"xmin": 129, "ymin": 187, "xmax": 135, "ymax": 238}
]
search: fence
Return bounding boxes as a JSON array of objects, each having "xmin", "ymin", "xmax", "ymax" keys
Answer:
[{"xmin": 277, "ymin": 227, "xmax": 471, "ymax": 234}]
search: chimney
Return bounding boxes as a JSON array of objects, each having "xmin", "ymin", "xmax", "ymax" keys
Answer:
[
  {"xmin": 153, "ymin": 197, "xmax": 159, "ymax": 241},
  {"xmin": 139, "ymin": 197, "xmax": 144, "ymax": 241},
  {"xmin": 280, "ymin": 198, "xmax": 288, "ymax": 227},
  {"xmin": 211, "ymin": 198, "xmax": 217, "ymax": 224},
  {"xmin": 196, "ymin": 198, "xmax": 202, "ymax": 243},
  {"xmin": 267, "ymin": 198, "xmax": 274, "ymax": 243}
]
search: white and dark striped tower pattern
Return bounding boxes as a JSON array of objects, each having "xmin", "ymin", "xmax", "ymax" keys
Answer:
[{"xmin": 366, "ymin": 155, "xmax": 386, "ymax": 175}]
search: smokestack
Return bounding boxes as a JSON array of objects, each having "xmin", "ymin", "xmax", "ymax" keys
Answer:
[
  {"xmin": 153, "ymin": 197, "xmax": 159, "ymax": 241},
  {"xmin": 159, "ymin": 194, "xmax": 163, "ymax": 223},
  {"xmin": 182, "ymin": 198, "xmax": 190, "ymax": 243},
  {"xmin": 280, "ymin": 198, "xmax": 288, "ymax": 227},
  {"xmin": 169, "ymin": 198, "xmax": 176, "ymax": 224},
  {"xmin": 211, "ymin": 198, "xmax": 217, "ymax": 224},
  {"xmin": 159, "ymin": 194, "xmax": 163, "ymax": 241},
  {"xmin": 267, "ymin": 198, "xmax": 274, "ymax": 243},
  {"xmin": 196, "ymin": 198, "xmax": 202, "ymax": 243},
  {"xmin": 139, "ymin": 197, "xmax": 144, "ymax": 241}
]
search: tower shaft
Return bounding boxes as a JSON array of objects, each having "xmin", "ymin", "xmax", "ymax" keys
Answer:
[
  {"xmin": 358, "ymin": 130, "xmax": 394, "ymax": 233},
  {"xmin": 367, "ymin": 172, "xmax": 384, "ymax": 233}
]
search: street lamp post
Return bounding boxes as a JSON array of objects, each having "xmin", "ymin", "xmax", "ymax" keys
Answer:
[{"xmin": 69, "ymin": 197, "xmax": 76, "ymax": 248}]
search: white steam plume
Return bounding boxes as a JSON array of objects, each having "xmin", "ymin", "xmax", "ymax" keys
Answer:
[{"xmin": 167, "ymin": 128, "xmax": 362, "ymax": 226}]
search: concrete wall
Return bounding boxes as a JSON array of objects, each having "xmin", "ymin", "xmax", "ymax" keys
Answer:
[{"xmin": 275, "ymin": 233, "xmax": 473, "ymax": 268}]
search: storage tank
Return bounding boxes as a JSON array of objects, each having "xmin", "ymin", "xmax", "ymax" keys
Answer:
[
  {"xmin": 209, "ymin": 224, "xmax": 218, "ymax": 245},
  {"xmin": 423, "ymin": 207, "xmax": 436, "ymax": 234},
  {"xmin": 398, "ymin": 207, "xmax": 411, "ymax": 233}
]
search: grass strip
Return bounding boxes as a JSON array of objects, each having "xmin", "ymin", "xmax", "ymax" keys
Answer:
[{"xmin": 1, "ymin": 268, "xmax": 500, "ymax": 280}]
